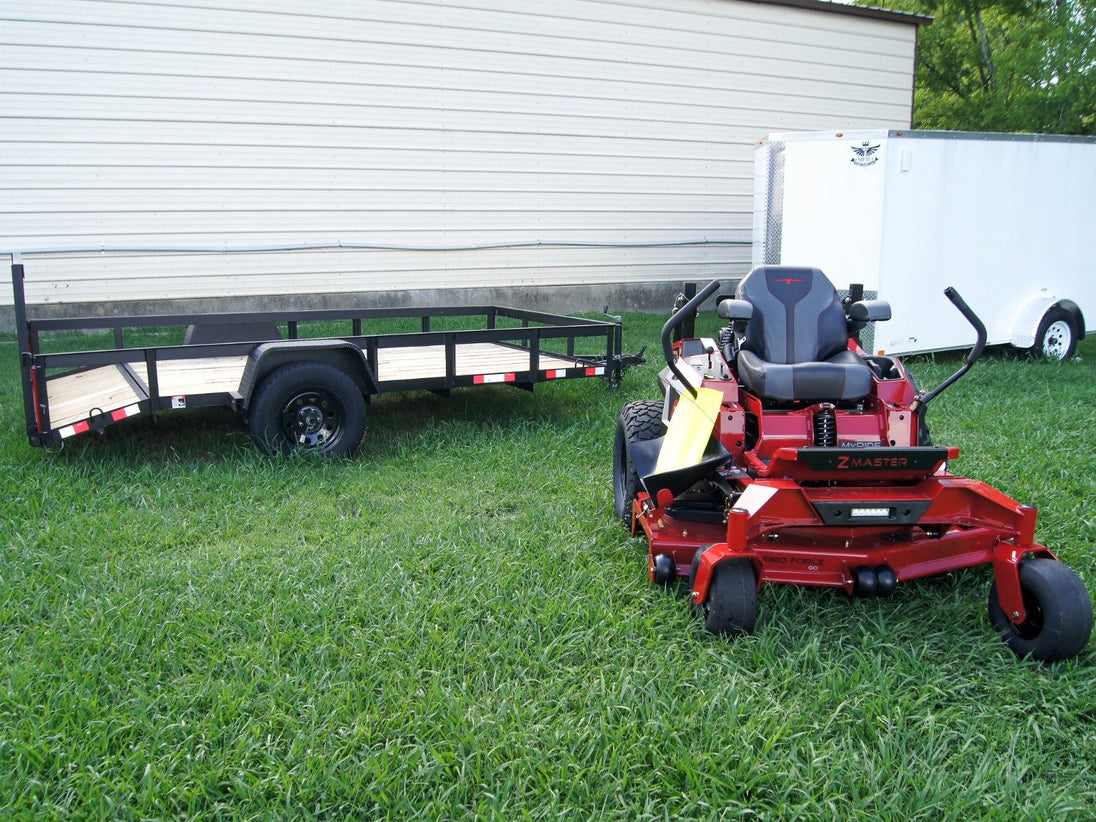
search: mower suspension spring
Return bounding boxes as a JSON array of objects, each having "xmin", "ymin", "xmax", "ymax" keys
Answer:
[{"xmin": 814, "ymin": 404, "xmax": 837, "ymax": 447}]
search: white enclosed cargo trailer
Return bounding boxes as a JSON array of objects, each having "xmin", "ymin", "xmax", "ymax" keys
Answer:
[{"xmin": 753, "ymin": 129, "xmax": 1095, "ymax": 359}]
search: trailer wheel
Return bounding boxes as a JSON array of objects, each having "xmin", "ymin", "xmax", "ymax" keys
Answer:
[
  {"xmin": 690, "ymin": 546, "xmax": 758, "ymax": 637},
  {"xmin": 988, "ymin": 559, "xmax": 1093, "ymax": 662},
  {"xmin": 613, "ymin": 399, "xmax": 666, "ymax": 524},
  {"xmin": 1031, "ymin": 308, "xmax": 1078, "ymax": 360},
  {"xmin": 249, "ymin": 362, "xmax": 367, "ymax": 457}
]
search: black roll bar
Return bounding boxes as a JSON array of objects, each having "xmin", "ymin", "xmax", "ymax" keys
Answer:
[
  {"xmin": 911, "ymin": 287, "xmax": 988, "ymax": 413},
  {"xmin": 660, "ymin": 279, "xmax": 721, "ymax": 398}
]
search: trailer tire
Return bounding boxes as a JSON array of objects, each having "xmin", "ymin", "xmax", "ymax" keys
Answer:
[
  {"xmin": 1030, "ymin": 307, "xmax": 1078, "ymax": 361},
  {"xmin": 613, "ymin": 399, "xmax": 666, "ymax": 524},
  {"xmin": 249, "ymin": 362, "xmax": 367, "ymax": 457},
  {"xmin": 988, "ymin": 558, "xmax": 1093, "ymax": 662}
]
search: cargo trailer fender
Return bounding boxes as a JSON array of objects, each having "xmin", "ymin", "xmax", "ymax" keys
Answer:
[
  {"xmin": 238, "ymin": 340, "xmax": 376, "ymax": 409},
  {"xmin": 1008, "ymin": 297, "xmax": 1085, "ymax": 349}
]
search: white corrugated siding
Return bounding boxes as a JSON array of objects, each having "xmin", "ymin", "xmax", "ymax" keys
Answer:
[{"xmin": 1, "ymin": 0, "xmax": 918, "ymax": 306}]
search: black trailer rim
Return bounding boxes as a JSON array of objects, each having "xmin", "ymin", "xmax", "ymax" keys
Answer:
[{"xmin": 279, "ymin": 388, "xmax": 346, "ymax": 449}]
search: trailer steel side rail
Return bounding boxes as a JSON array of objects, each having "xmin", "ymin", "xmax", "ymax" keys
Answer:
[{"xmin": 12, "ymin": 260, "xmax": 630, "ymax": 449}]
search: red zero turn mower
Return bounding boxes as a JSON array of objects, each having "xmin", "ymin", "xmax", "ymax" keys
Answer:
[{"xmin": 614, "ymin": 266, "xmax": 1093, "ymax": 661}]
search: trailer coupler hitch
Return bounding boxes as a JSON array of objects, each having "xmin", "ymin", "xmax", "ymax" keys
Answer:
[{"xmin": 609, "ymin": 347, "xmax": 647, "ymax": 389}]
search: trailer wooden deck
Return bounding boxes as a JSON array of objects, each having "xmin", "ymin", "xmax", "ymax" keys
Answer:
[
  {"xmin": 45, "ymin": 356, "xmax": 249, "ymax": 429},
  {"xmin": 374, "ymin": 342, "xmax": 580, "ymax": 383},
  {"xmin": 44, "ymin": 343, "xmax": 586, "ymax": 430}
]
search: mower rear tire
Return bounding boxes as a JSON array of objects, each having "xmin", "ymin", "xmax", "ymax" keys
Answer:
[
  {"xmin": 988, "ymin": 558, "xmax": 1093, "ymax": 662},
  {"xmin": 690, "ymin": 546, "xmax": 758, "ymax": 637},
  {"xmin": 613, "ymin": 399, "xmax": 666, "ymax": 524}
]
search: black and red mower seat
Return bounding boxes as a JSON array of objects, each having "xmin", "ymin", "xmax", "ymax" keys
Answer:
[{"xmin": 735, "ymin": 266, "xmax": 873, "ymax": 403}]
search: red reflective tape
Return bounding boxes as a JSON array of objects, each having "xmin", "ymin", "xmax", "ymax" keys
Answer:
[
  {"xmin": 30, "ymin": 366, "xmax": 44, "ymax": 434},
  {"xmin": 474, "ymin": 373, "xmax": 517, "ymax": 384},
  {"xmin": 109, "ymin": 404, "xmax": 140, "ymax": 422},
  {"xmin": 72, "ymin": 420, "xmax": 90, "ymax": 435}
]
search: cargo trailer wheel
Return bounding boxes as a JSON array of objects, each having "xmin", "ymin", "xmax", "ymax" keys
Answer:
[
  {"xmin": 988, "ymin": 558, "xmax": 1093, "ymax": 662},
  {"xmin": 690, "ymin": 545, "xmax": 758, "ymax": 637},
  {"xmin": 1031, "ymin": 308, "xmax": 1078, "ymax": 361},
  {"xmin": 613, "ymin": 399, "xmax": 666, "ymax": 524},
  {"xmin": 250, "ymin": 362, "xmax": 367, "ymax": 457}
]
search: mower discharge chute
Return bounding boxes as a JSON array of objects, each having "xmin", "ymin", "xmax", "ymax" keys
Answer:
[{"xmin": 614, "ymin": 266, "xmax": 1093, "ymax": 662}]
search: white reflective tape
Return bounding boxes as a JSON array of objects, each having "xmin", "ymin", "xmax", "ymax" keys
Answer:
[
  {"xmin": 735, "ymin": 484, "xmax": 778, "ymax": 516},
  {"xmin": 111, "ymin": 404, "xmax": 141, "ymax": 422}
]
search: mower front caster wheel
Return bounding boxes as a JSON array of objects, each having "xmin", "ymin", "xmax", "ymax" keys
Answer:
[
  {"xmin": 690, "ymin": 546, "xmax": 758, "ymax": 637},
  {"xmin": 988, "ymin": 558, "xmax": 1093, "ymax": 662}
]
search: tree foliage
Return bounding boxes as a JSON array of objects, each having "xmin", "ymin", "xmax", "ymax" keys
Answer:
[{"xmin": 863, "ymin": 0, "xmax": 1096, "ymax": 134}]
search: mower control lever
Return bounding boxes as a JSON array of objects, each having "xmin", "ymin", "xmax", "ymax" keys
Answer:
[
  {"xmin": 912, "ymin": 286, "xmax": 988, "ymax": 413},
  {"xmin": 661, "ymin": 280, "xmax": 721, "ymax": 397}
]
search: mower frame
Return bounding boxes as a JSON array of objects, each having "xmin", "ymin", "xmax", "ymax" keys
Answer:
[{"xmin": 616, "ymin": 269, "xmax": 1092, "ymax": 661}]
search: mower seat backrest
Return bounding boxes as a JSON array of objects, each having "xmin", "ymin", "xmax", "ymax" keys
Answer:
[{"xmin": 735, "ymin": 266, "xmax": 873, "ymax": 402}]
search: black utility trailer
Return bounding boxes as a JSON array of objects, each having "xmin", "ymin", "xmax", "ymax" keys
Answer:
[{"xmin": 11, "ymin": 259, "xmax": 635, "ymax": 456}]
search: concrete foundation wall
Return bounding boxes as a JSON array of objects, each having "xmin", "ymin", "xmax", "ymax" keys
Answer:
[{"xmin": 3, "ymin": 279, "xmax": 744, "ymax": 333}]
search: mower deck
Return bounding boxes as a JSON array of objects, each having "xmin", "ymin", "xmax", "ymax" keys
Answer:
[{"xmin": 636, "ymin": 463, "xmax": 1046, "ymax": 609}]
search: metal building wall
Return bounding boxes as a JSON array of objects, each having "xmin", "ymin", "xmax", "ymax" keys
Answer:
[{"xmin": 1, "ymin": 0, "xmax": 920, "ymax": 310}]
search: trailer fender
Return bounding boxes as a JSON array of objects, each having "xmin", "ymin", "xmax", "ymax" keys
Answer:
[
  {"xmin": 1009, "ymin": 298, "xmax": 1085, "ymax": 350},
  {"xmin": 1055, "ymin": 300, "xmax": 1085, "ymax": 342},
  {"xmin": 239, "ymin": 340, "xmax": 376, "ymax": 409}
]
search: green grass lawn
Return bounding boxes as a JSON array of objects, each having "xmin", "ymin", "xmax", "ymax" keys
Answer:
[{"xmin": 1, "ymin": 314, "xmax": 1094, "ymax": 820}]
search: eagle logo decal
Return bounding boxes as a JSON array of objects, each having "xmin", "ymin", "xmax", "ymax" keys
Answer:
[{"xmin": 850, "ymin": 141, "xmax": 881, "ymax": 166}]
